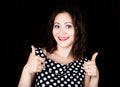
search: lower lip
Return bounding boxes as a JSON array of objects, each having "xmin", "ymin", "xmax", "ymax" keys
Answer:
[{"xmin": 59, "ymin": 38, "xmax": 68, "ymax": 41}]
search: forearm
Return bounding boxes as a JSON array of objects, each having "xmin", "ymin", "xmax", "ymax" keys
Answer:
[
  {"xmin": 84, "ymin": 72, "xmax": 99, "ymax": 87},
  {"xmin": 88, "ymin": 75, "xmax": 99, "ymax": 87},
  {"xmin": 18, "ymin": 66, "xmax": 35, "ymax": 87}
]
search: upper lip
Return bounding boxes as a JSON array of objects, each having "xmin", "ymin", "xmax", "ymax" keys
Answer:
[{"xmin": 58, "ymin": 37, "xmax": 69, "ymax": 40}]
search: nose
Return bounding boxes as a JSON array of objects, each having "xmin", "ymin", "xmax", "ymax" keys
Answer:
[{"xmin": 59, "ymin": 28, "xmax": 66, "ymax": 35}]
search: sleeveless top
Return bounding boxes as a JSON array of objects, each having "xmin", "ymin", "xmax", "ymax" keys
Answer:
[{"xmin": 34, "ymin": 47, "xmax": 88, "ymax": 87}]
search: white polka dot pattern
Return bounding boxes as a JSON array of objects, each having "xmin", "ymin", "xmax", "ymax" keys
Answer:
[{"xmin": 34, "ymin": 47, "xmax": 88, "ymax": 87}]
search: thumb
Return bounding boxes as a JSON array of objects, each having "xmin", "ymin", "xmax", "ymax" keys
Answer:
[
  {"xmin": 31, "ymin": 45, "xmax": 36, "ymax": 55},
  {"xmin": 91, "ymin": 52, "xmax": 98, "ymax": 61}
]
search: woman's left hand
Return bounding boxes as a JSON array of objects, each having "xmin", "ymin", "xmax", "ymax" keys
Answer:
[{"xmin": 83, "ymin": 52, "xmax": 99, "ymax": 77}]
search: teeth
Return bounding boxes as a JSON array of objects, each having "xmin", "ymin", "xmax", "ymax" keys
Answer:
[
  {"xmin": 59, "ymin": 37, "xmax": 67, "ymax": 39},
  {"xmin": 59, "ymin": 38, "xmax": 68, "ymax": 41},
  {"xmin": 58, "ymin": 37, "xmax": 68, "ymax": 41},
  {"xmin": 60, "ymin": 38, "xmax": 67, "ymax": 39}
]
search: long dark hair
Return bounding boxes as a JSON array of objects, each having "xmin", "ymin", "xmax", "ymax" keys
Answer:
[{"xmin": 45, "ymin": 5, "xmax": 87, "ymax": 59}]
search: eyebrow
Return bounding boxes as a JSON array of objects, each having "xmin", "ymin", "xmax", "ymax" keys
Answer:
[
  {"xmin": 54, "ymin": 22, "xmax": 73, "ymax": 24},
  {"xmin": 65, "ymin": 22, "xmax": 73, "ymax": 24}
]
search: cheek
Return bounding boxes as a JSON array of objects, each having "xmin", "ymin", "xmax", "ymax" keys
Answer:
[
  {"xmin": 52, "ymin": 30, "xmax": 57, "ymax": 39},
  {"xmin": 52, "ymin": 29, "xmax": 59, "ymax": 36},
  {"xmin": 70, "ymin": 31, "xmax": 76, "ymax": 41},
  {"xmin": 69, "ymin": 30, "xmax": 75, "ymax": 37},
  {"xmin": 52, "ymin": 30, "xmax": 55, "ymax": 36}
]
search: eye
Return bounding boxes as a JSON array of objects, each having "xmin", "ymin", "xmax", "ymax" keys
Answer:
[
  {"xmin": 66, "ymin": 24, "xmax": 73, "ymax": 29},
  {"xmin": 54, "ymin": 25, "xmax": 60, "ymax": 29}
]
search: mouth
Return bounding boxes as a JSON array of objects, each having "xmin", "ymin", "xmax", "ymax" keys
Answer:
[{"xmin": 58, "ymin": 37, "xmax": 69, "ymax": 41}]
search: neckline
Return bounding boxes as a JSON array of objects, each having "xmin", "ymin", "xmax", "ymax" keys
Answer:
[{"xmin": 45, "ymin": 56, "xmax": 79, "ymax": 66}]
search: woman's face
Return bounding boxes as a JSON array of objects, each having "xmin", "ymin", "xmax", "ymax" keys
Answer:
[{"xmin": 52, "ymin": 12, "xmax": 75, "ymax": 48}]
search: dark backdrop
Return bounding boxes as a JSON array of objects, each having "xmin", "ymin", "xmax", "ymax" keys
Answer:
[{"xmin": 1, "ymin": 0, "xmax": 117, "ymax": 87}]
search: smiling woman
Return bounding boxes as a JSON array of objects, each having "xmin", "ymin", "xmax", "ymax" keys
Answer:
[
  {"xmin": 52, "ymin": 12, "xmax": 75, "ymax": 48},
  {"xmin": 18, "ymin": 4, "xmax": 99, "ymax": 87}
]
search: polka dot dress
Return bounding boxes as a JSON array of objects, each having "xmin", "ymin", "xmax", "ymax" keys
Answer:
[{"xmin": 34, "ymin": 47, "xmax": 88, "ymax": 87}]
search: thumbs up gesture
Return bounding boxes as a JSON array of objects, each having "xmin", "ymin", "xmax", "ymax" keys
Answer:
[
  {"xmin": 83, "ymin": 52, "xmax": 99, "ymax": 77},
  {"xmin": 24, "ymin": 45, "xmax": 45, "ymax": 74}
]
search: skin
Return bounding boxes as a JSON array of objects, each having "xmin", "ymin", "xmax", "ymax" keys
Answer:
[
  {"xmin": 53, "ymin": 12, "xmax": 75, "ymax": 48},
  {"xmin": 18, "ymin": 12, "xmax": 99, "ymax": 87},
  {"xmin": 50, "ymin": 12, "xmax": 76, "ymax": 63},
  {"xmin": 84, "ymin": 52, "xmax": 99, "ymax": 87}
]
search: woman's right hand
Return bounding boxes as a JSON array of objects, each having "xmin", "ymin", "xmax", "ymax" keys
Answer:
[{"xmin": 24, "ymin": 45, "xmax": 45, "ymax": 74}]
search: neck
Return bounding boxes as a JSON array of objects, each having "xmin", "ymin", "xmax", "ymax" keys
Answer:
[{"xmin": 55, "ymin": 45, "xmax": 73, "ymax": 59}]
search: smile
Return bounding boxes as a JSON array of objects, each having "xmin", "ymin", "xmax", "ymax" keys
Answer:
[{"xmin": 58, "ymin": 37, "xmax": 69, "ymax": 41}]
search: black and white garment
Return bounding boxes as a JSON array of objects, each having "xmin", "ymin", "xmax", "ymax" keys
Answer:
[{"xmin": 34, "ymin": 47, "xmax": 88, "ymax": 87}]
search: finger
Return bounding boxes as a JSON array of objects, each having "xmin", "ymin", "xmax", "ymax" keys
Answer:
[
  {"xmin": 84, "ymin": 61, "xmax": 95, "ymax": 66},
  {"xmin": 31, "ymin": 45, "xmax": 36, "ymax": 55},
  {"xmin": 91, "ymin": 52, "xmax": 98, "ymax": 61},
  {"xmin": 37, "ymin": 57, "xmax": 45, "ymax": 64}
]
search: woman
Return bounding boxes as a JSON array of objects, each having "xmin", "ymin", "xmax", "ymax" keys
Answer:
[{"xmin": 18, "ymin": 5, "xmax": 99, "ymax": 87}]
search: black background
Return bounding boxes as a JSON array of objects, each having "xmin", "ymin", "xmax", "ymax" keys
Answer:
[{"xmin": 1, "ymin": 0, "xmax": 117, "ymax": 87}]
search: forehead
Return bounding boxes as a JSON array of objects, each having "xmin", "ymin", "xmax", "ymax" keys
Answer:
[{"xmin": 54, "ymin": 12, "xmax": 72, "ymax": 23}]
